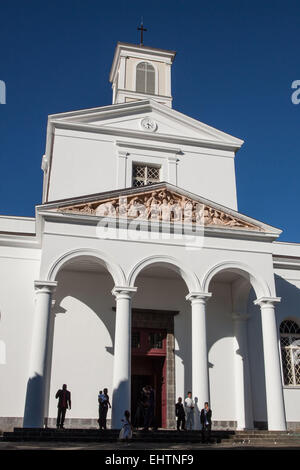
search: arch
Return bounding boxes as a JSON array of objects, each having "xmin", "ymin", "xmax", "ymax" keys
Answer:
[
  {"xmin": 127, "ymin": 254, "xmax": 201, "ymax": 293},
  {"xmin": 202, "ymin": 260, "xmax": 271, "ymax": 299},
  {"xmin": 280, "ymin": 318, "xmax": 300, "ymax": 334},
  {"xmin": 46, "ymin": 248, "xmax": 126, "ymax": 286},
  {"xmin": 134, "ymin": 60, "xmax": 158, "ymax": 95}
]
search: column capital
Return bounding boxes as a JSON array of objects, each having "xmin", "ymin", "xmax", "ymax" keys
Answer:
[
  {"xmin": 167, "ymin": 154, "xmax": 179, "ymax": 163},
  {"xmin": 254, "ymin": 296, "xmax": 281, "ymax": 308},
  {"xmin": 186, "ymin": 292, "xmax": 212, "ymax": 303},
  {"xmin": 117, "ymin": 150, "xmax": 129, "ymax": 158},
  {"xmin": 34, "ymin": 280, "xmax": 57, "ymax": 294},
  {"xmin": 112, "ymin": 286, "xmax": 137, "ymax": 298}
]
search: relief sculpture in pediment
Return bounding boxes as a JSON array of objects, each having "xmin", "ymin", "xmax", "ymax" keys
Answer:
[{"xmin": 58, "ymin": 188, "xmax": 259, "ymax": 230}]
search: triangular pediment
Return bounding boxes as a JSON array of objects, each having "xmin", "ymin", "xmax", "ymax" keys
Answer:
[
  {"xmin": 40, "ymin": 183, "xmax": 281, "ymax": 235},
  {"xmin": 49, "ymin": 100, "xmax": 243, "ymax": 150}
]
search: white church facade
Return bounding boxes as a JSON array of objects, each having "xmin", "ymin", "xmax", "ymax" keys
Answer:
[{"xmin": 1, "ymin": 41, "xmax": 300, "ymax": 432}]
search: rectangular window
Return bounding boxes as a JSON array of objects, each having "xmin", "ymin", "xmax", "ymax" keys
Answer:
[
  {"xmin": 148, "ymin": 332, "xmax": 163, "ymax": 349},
  {"xmin": 132, "ymin": 164, "xmax": 160, "ymax": 187},
  {"xmin": 132, "ymin": 331, "xmax": 141, "ymax": 349}
]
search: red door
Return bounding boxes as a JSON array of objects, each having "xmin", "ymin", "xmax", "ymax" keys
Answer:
[{"xmin": 131, "ymin": 328, "xmax": 167, "ymax": 428}]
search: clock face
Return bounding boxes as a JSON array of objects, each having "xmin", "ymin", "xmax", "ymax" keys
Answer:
[{"xmin": 140, "ymin": 117, "xmax": 157, "ymax": 132}]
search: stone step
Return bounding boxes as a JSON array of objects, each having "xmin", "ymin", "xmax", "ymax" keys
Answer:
[
  {"xmin": 2, "ymin": 435, "xmax": 221, "ymax": 443},
  {"xmin": 229, "ymin": 438, "xmax": 300, "ymax": 444},
  {"xmin": 2, "ymin": 429, "xmax": 227, "ymax": 443},
  {"xmin": 2, "ymin": 431, "xmax": 213, "ymax": 439},
  {"xmin": 3, "ymin": 428, "xmax": 300, "ymax": 444}
]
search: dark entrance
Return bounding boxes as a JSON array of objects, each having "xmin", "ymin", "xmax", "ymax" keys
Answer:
[{"xmin": 131, "ymin": 328, "xmax": 167, "ymax": 428}]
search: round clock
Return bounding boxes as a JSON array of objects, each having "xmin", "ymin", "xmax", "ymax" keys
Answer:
[{"xmin": 140, "ymin": 117, "xmax": 157, "ymax": 132}]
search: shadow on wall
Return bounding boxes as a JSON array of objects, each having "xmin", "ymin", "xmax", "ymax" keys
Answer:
[
  {"xmin": 23, "ymin": 374, "xmax": 44, "ymax": 427},
  {"xmin": 275, "ymin": 274, "xmax": 300, "ymax": 323},
  {"xmin": 111, "ymin": 379, "xmax": 128, "ymax": 430},
  {"xmin": 53, "ymin": 270, "xmax": 116, "ymax": 353},
  {"xmin": 174, "ymin": 307, "xmax": 192, "ymax": 398},
  {"xmin": 46, "ymin": 270, "xmax": 116, "ymax": 421},
  {"xmin": 246, "ymin": 288, "xmax": 267, "ymax": 426}
]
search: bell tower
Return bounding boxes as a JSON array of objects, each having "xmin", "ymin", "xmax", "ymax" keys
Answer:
[{"xmin": 109, "ymin": 41, "xmax": 176, "ymax": 108}]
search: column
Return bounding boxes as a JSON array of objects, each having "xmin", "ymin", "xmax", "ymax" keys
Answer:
[
  {"xmin": 118, "ymin": 56, "xmax": 126, "ymax": 89},
  {"xmin": 232, "ymin": 313, "xmax": 254, "ymax": 430},
  {"xmin": 165, "ymin": 62, "xmax": 172, "ymax": 97},
  {"xmin": 111, "ymin": 286, "xmax": 137, "ymax": 429},
  {"xmin": 167, "ymin": 154, "xmax": 179, "ymax": 186},
  {"xmin": 186, "ymin": 292, "xmax": 211, "ymax": 430},
  {"xmin": 23, "ymin": 281, "xmax": 57, "ymax": 428},
  {"xmin": 116, "ymin": 149, "xmax": 128, "ymax": 188},
  {"xmin": 254, "ymin": 297, "xmax": 286, "ymax": 431}
]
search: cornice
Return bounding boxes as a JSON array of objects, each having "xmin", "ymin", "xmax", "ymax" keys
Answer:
[
  {"xmin": 48, "ymin": 99, "xmax": 243, "ymax": 147},
  {"xmin": 51, "ymin": 120, "xmax": 241, "ymax": 152},
  {"xmin": 115, "ymin": 140, "xmax": 181, "ymax": 154},
  {"xmin": 273, "ymin": 255, "xmax": 300, "ymax": 270}
]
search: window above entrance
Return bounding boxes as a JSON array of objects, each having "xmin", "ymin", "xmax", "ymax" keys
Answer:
[
  {"xmin": 132, "ymin": 328, "xmax": 166, "ymax": 356},
  {"xmin": 132, "ymin": 164, "xmax": 161, "ymax": 187}
]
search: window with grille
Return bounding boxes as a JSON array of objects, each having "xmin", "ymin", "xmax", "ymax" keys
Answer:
[
  {"xmin": 280, "ymin": 319, "xmax": 300, "ymax": 386},
  {"xmin": 132, "ymin": 164, "xmax": 160, "ymax": 187},
  {"xmin": 136, "ymin": 62, "xmax": 155, "ymax": 94}
]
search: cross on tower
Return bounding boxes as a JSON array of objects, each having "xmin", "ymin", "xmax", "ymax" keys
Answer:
[{"xmin": 137, "ymin": 21, "xmax": 147, "ymax": 46}]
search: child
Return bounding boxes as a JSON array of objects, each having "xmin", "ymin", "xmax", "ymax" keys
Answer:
[
  {"xmin": 175, "ymin": 397, "xmax": 186, "ymax": 431},
  {"xmin": 119, "ymin": 410, "xmax": 133, "ymax": 442}
]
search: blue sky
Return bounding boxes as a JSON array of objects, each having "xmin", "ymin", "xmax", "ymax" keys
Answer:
[{"xmin": 0, "ymin": 0, "xmax": 299, "ymax": 241}]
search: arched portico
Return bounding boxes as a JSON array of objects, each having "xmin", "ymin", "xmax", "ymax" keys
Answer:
[
  {"xmin": 202, "ymin": 260, "xmax": 286, "ymax": 431},
  {"xmin": 23, "ymin": 249, "xmax": 125, "ymax": 428},
  {"xmin": 126, "ymin": 255, "xmax": 211, "ymax": 430},
  {"xmin": 202, "ymin": 260, "xmax": 271, "ymax": 299},
  {"xmin": 127, "ymin": 254, "xmax": 201, "ymax": 293},
  {"xmin": 46, "ymin": 248, "xmax": 126, "ymax": 286}
]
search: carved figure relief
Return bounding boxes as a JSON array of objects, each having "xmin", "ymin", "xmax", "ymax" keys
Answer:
[{"xmin": 58, "ymin": 188, "xmax": 259, "ymax": 230}]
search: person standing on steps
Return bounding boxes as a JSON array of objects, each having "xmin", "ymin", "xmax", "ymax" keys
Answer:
[
  {"xmin": 184, "ymin": 391, "xmax": 194, "ymax": 430},
  {"xmin": 99, "ymin": 387, "xmax": 111, "ymax": 430},
  {"xmin": 55, "ymin": 384, "xmax": 71, "ymax": 429},
  {"xmin": 143, "ymin": 385, "xmax": 155, "ymax": 431},
  {"xmin": 175, "ymin": 397, "xmax": 186, "ymax": 431},
  {"xmin": 98, "ymin": 390, "xmax": 105, "ymax": 428},
  {"xmin": 200, "ymin": 402, "xmax": 212, "ymax": 443}
]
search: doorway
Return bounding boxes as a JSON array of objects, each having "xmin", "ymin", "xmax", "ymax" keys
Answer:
[{"xmin": 131, "ymin": 328, "xmax": 167, "ymax": 428}]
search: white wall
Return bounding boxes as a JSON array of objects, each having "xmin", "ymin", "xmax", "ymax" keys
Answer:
[
  {"xmin": 48, "ymin": 131, "xmax": 117, "ymax": 201},
  {"xmin": 47, "ymin": 122, "xmax": 238, "ymax": 210},
  {"xmin": 0, "ymin": 246, "xmax": 40, "ymax": 418},
  {"xmin": 207, "ymin": 282, "xmax": 236, "ymax": 421}
]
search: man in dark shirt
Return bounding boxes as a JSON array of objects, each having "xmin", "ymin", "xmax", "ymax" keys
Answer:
[
  {"xmin": 55, "ymin": 384, "xmax": 71, "ymax": 429},
  {"xmin": 99, "ymin": 388, "xmax": 111, "ymax": 430},
  {"xmin": 200, "ymin": 402, "xmax": 212, "ymax": 443},
  {"xmin": 143, "ymin": 385, "xmax": 155, "ymax": 431},
  {"xmin": 175, "ymin": 397, "xmax": 186, "ymax": 431}
]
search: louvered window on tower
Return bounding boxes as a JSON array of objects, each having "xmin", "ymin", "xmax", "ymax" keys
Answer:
[
  {"xmin": 136, "ymin": 62, "xmax": 155, "ymax": 94},
  {"xmin": 132, "ymin": 164, "xmax": 160, "ymax": 187}
]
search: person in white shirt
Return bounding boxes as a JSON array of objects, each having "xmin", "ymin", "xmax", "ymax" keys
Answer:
[{"xmin": 184, "ymin": 391, "xmax": 194, "ymax": 430}]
